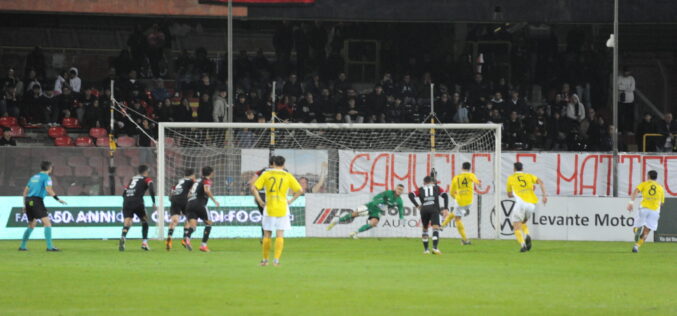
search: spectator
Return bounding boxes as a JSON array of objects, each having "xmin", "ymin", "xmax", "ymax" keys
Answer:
[
  {"xmin": 68, "ymin": 67, "xmax": 81, "ymax": 93},
  {"xmin": 78, "ymin": 88, "xmax": 97, "ymax": 123},
  {"xmin": 276, "ymin": 95, "xmax": 294, "ymax": 121},
  {"xmin": 453, "ymin": 102, "xmax": 470, "ymax": 123},
  {"xmin": 1, "ymin": 86, "xmax": 20, "ymax": 117},
  {"xmin": 23, "ymin": 68, "xmax": 42, "ymax": 95},
  {"xmin": 657, "ymin": 113, "xmax": 677, "ymax": 151},
  {"xmin": 507, "ymin": 91, "xmax": 529, "ymax": 117},
  {"xmin": 397, "ymin": 74, "xmax": 416, "ymax": 101},
  {"xmin": 119, "ymin": 70, "xmax": 144, "ymax": 101},
  {"xmin": 252, "ymin": 48, "xmax": 271, "ymax": 80},
  {"xmin": 23, "ymin": 85, "xmax": 43, "ymax": 123},
  {"xmin": 365, "ymin": 85, "xmax": 387, "ymax": 122},
  {"xmin": 172, "ymin": 98, "xmax": 193, "ymax": 122},
  {"xmin": 151, "ymin": 79, "xmax": 170, "ymax": 101},
  {"xmin": 490, "ymin": 92, "xmax": 506, "ymax": 115},
  {"xmin": 2, "ymin": 67, "xmax": 22, "ymax": 94},
  {"xmin": 234, "ymin": 50, "xmax": 253, "ymax": 80},
  {"xmin": 618, "ymin": 67, "xmax": 636, "ymax": 134},
  {"xmin": 113, "ymin": 49, "xmax": 132, "ymax": 80},
  {"xmin": 145, "ymin": 23, "xmax": 166, "ymax": 78},
  {"xmin": 213, "ymin": 88, "xmax": 228, "ymax": 122},
  {"xmin": 41, "ymin": 89, "xmax": 59, "ymax": 126},
  {"xmin": 305, "ymin": 74, "xmax": 324, "ymax": 97},
  {"xmin": 437, "ymin": 93, "xmax": 455, "ymax": 123},
  {"xmin": 380, "ymin": 73, "xmax": 396, "ymax": 96},
  {"xmin": 283, "ymin": 73, "xmax": 303, "ymax": 98},
  {"xmin": 548, "ymin": 111, "xmax": 568, "ymax": 150},
  {"xmin": 195, "ymin": 74, "xmax": 215, "ymax": 99},
  {"xmin": 101, "ymin": 67, "xmax": 118, "ymax": 94},
  {"xmin": 636, "ymin": 113, "xmax": 658, "ymax": 152},
  {"xmin": 83, "ymin": 99, "xmax": 106, "ymax": 129},
  {"xmin": 127, "ymin": 25, "xmax": 147, "ymax": 71},
  {"xmin": 57, "ymin": 86, "xmax": 78, "ymax": 123},
  {"xmin": 588, "ymin": 115, "xmax": 611, "ymax": 151},
  {"xmin": 138, "ymin": 119, "xmax": 157, "ymax": 147},
  {"xmin": 53, "ymin": 69, "xmax": 69, "ymax": 95},
  {"xmin": 0, "ymin": 127, "xmax": 16, "ymax": 146},
  {"xmin": 197, "ymin": 93, "xmax": 213, "ymax": 122},
  {"xmin": 317, "ymin": 88, "xmax": 335, "ymax": 123},
  {"xmin": 297, "ymin": 92, "xmax": 317, "ymax": 122},
  {"xmin": 233, "ymin": 94, "xmax": 251, "ymax": 122},
  {"xmin": 528, "ymin": 106, "xmax": 549, "ymax": 149},
  {"xmin": 383, "ymin": 96, "xmax": 401, "ymax": 123},
  {"xmin": 504, "ymin": 111, "xmax": 526, "ymax": 149},
  {"xmin": 155, "ymin": 99, "xmax": 172, "ymax": 122},
  {"xmin": 175, "ymin": 49, "xmax": 194, "ymax": 91},
  {"xmin": 579, "ymin": 107, "xmax": 596, "ymax": 144},
  {"xmin": 342, "ymin": 97, "xmax": 363, "ymax": 123},
  {"xmin": 465, "ymin": 73, "xmax": 489, "ymax": 106},
  {"xmin": 24, "ymin": 47, "xmax": 46, "ymax": 79},
  {"xmin": 333, "ymin": 72, "xmax": 351, "ymax": 95},
  {"xmin": 193, "ymin": 47, "xmax": 215, "ymax": 77},
  {"xmin": 564, "ymin": 94, "xmax": 586, "ymax": 129},
  {"xmin": 488, "ymin": 108, "xmax": 503, "ymax": 124}
]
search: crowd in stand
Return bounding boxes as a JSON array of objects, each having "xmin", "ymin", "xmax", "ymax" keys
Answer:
[{"xmin": 1, "ymin": 22, "xmax": 676, "ymax": 151}]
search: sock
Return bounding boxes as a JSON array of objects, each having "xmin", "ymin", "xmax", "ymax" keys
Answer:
[
  {"xmin": 422, "ymin": 232, "xmax": 429, "ymax": 250},
  {"xmin": 432, "ymin": 229, "xmax": 440, "ymax": 249},
  {"xmin": 521, "ymin": 224, "xmax": 530, "ymax": 237},
  {"xmin": 357, "ymin": 224, "xmax": 372, "ymax": 233},
  {"xmin": 274, "ymin": 237, "xmax": 284, "ymax": 260},
  {"xmin": 441, "ymin": 215, "xmax": 452, "ymax": 227},
  {"xmin": 339, "ymin": 213, "xmax": 353, "ymax": 222},
  {"xmin": 20, "ymin": 227, "xmax": 33, "ymax": 249},
  {"xmin": 456, "ymin": 219, "xmax": 467, "ymax": 241},
  {"xmin": 636, "ymin": 239, "xmax": 645, "ymax": 247},
  {"xmin": 141, "ymin": 222, "xmax": 149, "ymax": 240},
  {"xmin": 168, "ymin": 228, "xmax": 174, "ymax": 238},
  {"xmin": 121, "ymin": 226, "xmax": 130, "ymax": 238},
  {"xmin": 45, "ymin": 226, "xmax": 53, "ymax": 249},
  {"xmin": 262, "ymin": 237, "xmax": 272, "ymax": 260},
  {"xmin": 186, "ymin": 227, "xmax": 194, "ymax": 239},
  {"xmin": 202, "ymin": 226, "xmax": 212, "ymax": 244},
  {"xmin": 515, "ymin": 229, "xmax": 525, "ymax": 247}
]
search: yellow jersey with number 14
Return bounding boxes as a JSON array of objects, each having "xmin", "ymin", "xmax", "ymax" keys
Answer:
[
  {"xmin": 637, "ymin": 180, "xmax": 664, "ymax": 211},
  {"xmin": 450, "ymin": 172, "xmax": 479, "ymax": 207},
  {"xmin": 506, "ymin": 172, "xmax": 539, "ymax": 204},
  {"xmin": 254, "ymin": 169, "xmax": 302, "ymax": 217}
]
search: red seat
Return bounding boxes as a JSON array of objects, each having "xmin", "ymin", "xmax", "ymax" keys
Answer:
[
  {"xmin": 0, "ymin": 129, "xmax": 3, "ymax": 137},
  {"xmin": 10, "ymin": 125, "xmax": 25, "ymax": 137},
  {"xmin": 48, "ymin": 126, "xmax": 67, "ymax": 138},
  {"xmin": 96, "ymin": 137, "xmax": 109, "ymax": 147},
  {"xmin": 0, "ymin": 116, "xmax": 18, "ymax": 127},
  {"xmin": 89, "ymin": 127, "xmax": 108, "ymax": 138},
  {"xmin": 62, "ymin": 117, "xmax": 81, "ymax": 129},
  {"xmin": 116, "ymin": 136, "xmax": 136, "ymax": 147},
  {"xmin": 75, "ymin": 136, "xmax": 94, "ymax": 147},
  {"xmin": 54, "ymin": 136, "xmax": 73, "ymax": 146}
]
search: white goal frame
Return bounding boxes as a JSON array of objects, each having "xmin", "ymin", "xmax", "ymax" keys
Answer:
[{"xmin": 156, "ymin": 122, "xmax": 502, "ymax": 239}]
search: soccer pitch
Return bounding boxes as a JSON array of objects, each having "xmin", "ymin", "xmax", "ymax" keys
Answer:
[{"xmin": 1, "ymin": 238, "xmax": 675, "ymax": 315}]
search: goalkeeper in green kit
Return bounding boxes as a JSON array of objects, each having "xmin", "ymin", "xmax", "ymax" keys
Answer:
[{"xmin": 327, "ymin": 184, "xmax": 405, "ymax": 238}]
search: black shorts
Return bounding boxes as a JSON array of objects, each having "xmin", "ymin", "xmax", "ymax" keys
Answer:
[
  {"xmin": 256, "ymin": 193, "xmax": 266, "ymax": 213},
  {"xmin": 122, "ymin": 201, "xmax": 147, "ymax": 219},
  {"xmin": 170, "ymin": 198, "xmax": 188, "ymax": 216},
  {"xmin": 186, "ymin": 201, "xmax": 210, "ymax": 221},
  {"xmin": 25, "ymin": 197, "xmax": 48, "ymax": 221},
  {"xmin": 420, "ymin": 205, "xmax": 441, "ymax": 228}
]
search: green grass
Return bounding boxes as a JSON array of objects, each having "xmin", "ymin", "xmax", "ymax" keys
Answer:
[{"xmin": 0, "ymin": 238, "xmax": 675, "ymax": 316}]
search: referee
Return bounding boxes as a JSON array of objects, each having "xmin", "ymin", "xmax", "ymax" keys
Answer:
[{"xmin": 19, "ymin": 161, "xmax": 67, "ymax": 251}]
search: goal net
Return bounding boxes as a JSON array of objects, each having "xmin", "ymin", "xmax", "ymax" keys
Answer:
[{"xmin": 157, "ymin": 123, "xmax": 501, "ymax": 239}]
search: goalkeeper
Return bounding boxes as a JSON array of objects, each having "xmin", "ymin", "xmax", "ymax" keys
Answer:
[{"xmin": 327, "ymin": 184, "xmax": 405, "ymax": 238}]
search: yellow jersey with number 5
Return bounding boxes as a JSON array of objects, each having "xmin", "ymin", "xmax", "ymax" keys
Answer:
[
  {"xmin": 506, "ymin": 172, "xmax": 539, "ymax": 204},
  {"xmin": 637, "ymin": 180, "xmax": 664, "ymax": 211},
  {"xmin": 450, "ymin": 172, "xmax": 479, "ymax": 207},
  {"xmin": 254, "ymin": 169, "xmax": 302, "ymax": 217}
]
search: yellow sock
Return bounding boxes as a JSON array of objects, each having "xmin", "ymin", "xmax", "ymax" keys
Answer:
[
  {"xmin": 442, "ymin": 214, "xmax": 453, "ymax": 227},
  {"xmin": 455, "ymin": 219, "xmax": 467, "ymax": 241},
  {"xmin": 636, "ymin": 239, "xmax": 645, "ymax": 247},
  {"xmin": 274, "ymin": 237, "xmax": 285, "ymax": 260},
  {"xmin": 262, "ymin": 237, "xmax": 271, "ymax": 260},
  {"xmin": 515, "ymin": 230, "xmax": 525, "ymax": 246},
  {"xmin": 522, "ymin": 224, "xmax": 529, "ymax": 236}
]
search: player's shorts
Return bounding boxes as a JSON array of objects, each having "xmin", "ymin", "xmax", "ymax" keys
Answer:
[
  {"xmin": 122, "ymin": 200, "xmax": 147, "ymax": 219},
  {"xmin": 24, "ymin": 197, "xmax": 48, "ymax": 221},
  {"xmin": 169, "ymin": 198, "xmax": 188, "ymax": 216},
  {"xmin": 262, "ymin": 214, "xmax": 291, "ymax": 231},
  {"xmin": 635, "ymin": 208, "xmax": 660, "ymax": 231},
  {"xmin": 510, "ymin": 199, "xmax": 535, "ymax": 223},
  {"xmin": 186, "ymin": 202, "xmax": 210, "ymax": 222},
  {"xmin": 420, "ymin": 205, "xmax": 440, "ymax": 227},
  {"xmin": 453, "ymin": 204, "xmax": 471, "ymax": 217}
]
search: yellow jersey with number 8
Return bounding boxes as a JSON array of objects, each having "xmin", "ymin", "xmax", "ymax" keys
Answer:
[
  {"xmin": 637, "ymin": 180, "xmax": 664, "ymax": 211},
  {"xmin": 450, "ymin": 172, "xmax": 479, "ymax": 207},
  {"xmin": 254, "ymin": 169, "xmax": 302, "ymax": 217},
  {"xmin": 506, "ymin": 172, "xmax": 539, "ymax": 204}
]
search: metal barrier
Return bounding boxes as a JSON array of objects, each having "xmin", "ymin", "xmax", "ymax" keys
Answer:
[{"xmin": 642, "ymin": 133, "xmax": 677, "ymax": 152}]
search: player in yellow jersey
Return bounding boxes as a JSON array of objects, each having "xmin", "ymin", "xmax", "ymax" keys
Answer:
[
  {"xmin": 251, "ymin": 155, "xmax": 304, "ymax": 266},
  {"xmin": 442, "ymin": 162, "xmax": 480, "ymax": 245},
  {"xmin": 627, "ymin": 170, "xmax": 665, "ymax": 253},
  {"xmin": 506, "ymin": 162, "xmax": 547, "ymax": 252}
]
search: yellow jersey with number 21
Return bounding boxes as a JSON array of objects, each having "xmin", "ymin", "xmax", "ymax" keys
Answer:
[{"xmin": 254, "ymin": 169, "xmax": 302, "ymax": 217}]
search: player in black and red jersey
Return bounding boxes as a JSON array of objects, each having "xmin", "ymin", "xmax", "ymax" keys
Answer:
[
  {"xmin": 408, "ymin": 174, "xmax": 449, "ymax": 255},
  {"xmin": 249, "ymin": 156, "xmax": 275, "ymax": 243},
  {"xmin": 119, "ymin": 165, "xmax": 156, "ymax": 252},
  {"xmin": 183, "ymin": 166, "xmax": 220, "ymax": 252},
  {"xmin": 165, "ymin": 168, "xmax": 196, "ymax": 251}
]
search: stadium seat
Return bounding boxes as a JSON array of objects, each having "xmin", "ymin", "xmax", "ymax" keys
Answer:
[
  {"xmin": 96, "ymin": 136, "xmax": 109, "ymax": 147},
  {"xmin": 48, "ymin": 126, "xmax": 67, "ymax": 138},
  {"xmin": 62, "ymin": 117, "xmax": 81, "ymax": 129},
  {"xmin": 75, "ymin": 136, "xmax": 94, "ymax": 147},
  {"xmin": 0, "ymin": 116, "xmax": 18, "ymax": 127},
  {"xmin": 54, "ymin": 136, "xmax": 74, "ymax": 146},
  {"xmin": 117, "ymin": 136, "xmax": 136, "ymax": 148},
  {"xmin": 10, "ymin": 125, "xmax": 25, "ymax": 137},
  {"xmin": 89, "ymin": 127, "xmax": 107, "ymax": 138}
]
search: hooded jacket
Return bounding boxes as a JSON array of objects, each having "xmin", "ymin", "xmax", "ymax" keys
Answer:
[
  {"xmin": 69, "ymin": 67, "xmax": 81, "ymax": 93},
  {"xmin": 212, "ymin": 93, "xmax": 228, "ymax": 122}
]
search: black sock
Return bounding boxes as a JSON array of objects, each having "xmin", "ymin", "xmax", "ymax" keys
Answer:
[
  {"xmin": 432, "ymin": 229, "xmax": 440, "ymax": 249},
  {"xmin": 168, "ymin": 228, "xmax": 174, "ymax": 238},
  {"xmin": 121, "ymin": 226, "xmax": 130, "ymax": 238},
  {"xmin": 422, "ymin": 232, "xmax": 429, "ymax": 251},
  {"xmin": 142, "ymin": 222, "xmax": 149, "ymax": 240},
  {"xmin": 186, "ymin": 227, "xmax": 194, "ymax": 239},
  {"xmin": 202, "ymin": 226, "xmax": 212, "ymax": 243},
  {"xmin": 261, "ymin": 227, "xmax": 264, "ymax": 239}
]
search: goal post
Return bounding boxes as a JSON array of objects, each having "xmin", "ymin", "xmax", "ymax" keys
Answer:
[{"xmin": 156, "ymin": 122, "xmax": 501, "ymax": 239}]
